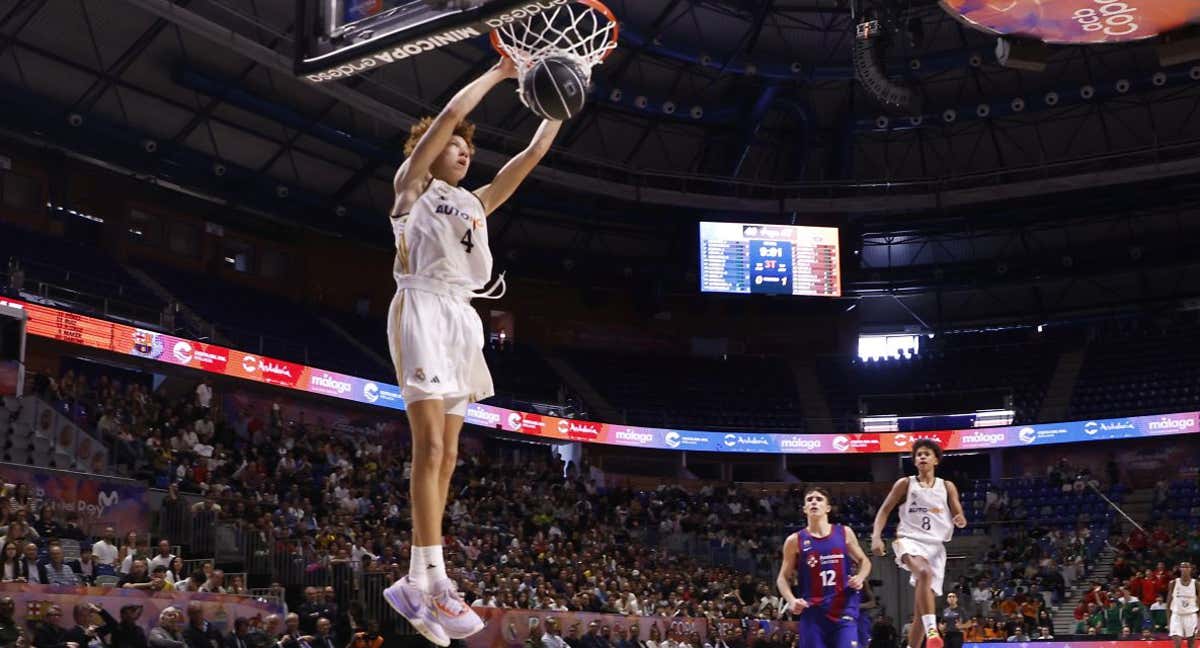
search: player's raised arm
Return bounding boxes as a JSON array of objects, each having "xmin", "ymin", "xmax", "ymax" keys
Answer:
[
  {"xmin": 871, "ymin": 477, "xmax": 910, "ymax": 556},
  {"xmin": 474, "ymin": 119, "xmax": 562, "ymax": 215},
  {"xmin": 393, "ymin": 58, "xmax": 517, "ymax": 209},
  {"xmin": 776, "ymin": 533, "xmax": 807, "ymax": 615},
  {"xmin": 844, "ymin": 526, "xmax": 872, "ymax": 589},
  {"xmin": 945, "ymin": 480, "xmax": 967, "ymax": 528}
]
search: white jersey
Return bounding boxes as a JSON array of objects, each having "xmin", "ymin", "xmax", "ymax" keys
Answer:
[
  {"xmin": 392, "ymin": 178, "xmax": 492, "ymax": 292},
  {"xmin": 1172, "ymin": 578, "xmax": 1198, "ymax": 615},
  {"xmin": 897, "ymin": 476, "xmax": 954, "ymax": 544}
]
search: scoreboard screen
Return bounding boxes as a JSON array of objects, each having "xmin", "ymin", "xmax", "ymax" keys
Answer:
[{"xmin": 699, "ymin": 221, "xmax": 841, "ymax": 297}]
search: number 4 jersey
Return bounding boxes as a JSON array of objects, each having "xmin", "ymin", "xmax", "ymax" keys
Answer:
[
  {"xmin": 392, "ymin": 178, "xmax": 493, "ymax": 292},
  {"xmin": 794, "ymin": 524, "xmax": 861, "ymax": 622},
  {"xmin": 897, "ymin": 476, "xmax": 954, "ymax": 544}
]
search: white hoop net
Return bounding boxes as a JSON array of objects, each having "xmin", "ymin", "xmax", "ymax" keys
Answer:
[{"xmin": 490, "ymin": 0, "xmax": 618, "ymax": 83}]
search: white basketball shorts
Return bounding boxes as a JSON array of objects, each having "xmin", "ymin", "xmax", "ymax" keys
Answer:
[
  {"xmin": 1169, "ymin": 613, "xmax": 1197, "ymax": 638},
  {"xmin": 387, "ymin": 287, "xmax": 494, "ymax": 414},
  {"xmin": 892, "ymin": 537, "xmax": 947, "ymax": 596}
]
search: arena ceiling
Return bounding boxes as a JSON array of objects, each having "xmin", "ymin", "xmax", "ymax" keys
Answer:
[{"xmin": 3, "ymin": 0, "xmax": 1200, "ymax": 326}]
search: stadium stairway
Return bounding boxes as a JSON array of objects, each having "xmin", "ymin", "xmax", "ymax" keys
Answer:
[
  {"xmin": 318, "ymin": 315, "xmax": 391, "ymax": 374},
  {"xmin": 1051, "ymin": 545, "xmax": 1117, "ymax": 635},
  {"xmin": 1039, "ymin": 348, "xmax": 1087, "ymax": 421},
  {"xmin": 789, "ymin": 359, "xmax": 833, "ymax": 433},
  {"xmin": 542, "ymin": 352, "xmax": 622, "ymax": 422},
  {"xmin": 123, "ymin": 264, "xmax": 233, "ymax": 346},
  {"xmin": 1049, "ymin": 487, "xmax": 1155, "ymax": 634}
]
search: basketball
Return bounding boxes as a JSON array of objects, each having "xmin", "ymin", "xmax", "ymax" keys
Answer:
[{"xmin": 520, "ymin": 55, "xmax": 588, "ymax": 121}]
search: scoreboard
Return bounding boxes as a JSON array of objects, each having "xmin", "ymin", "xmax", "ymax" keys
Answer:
[{"xmin": 699, "ymin": 221, "xmax": 841, "ymax": 297}]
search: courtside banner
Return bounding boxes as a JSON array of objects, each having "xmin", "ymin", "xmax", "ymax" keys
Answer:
[
  {"xmin": 6, "ymin": 296, "xmax": 1200, "ymax": 454},
  {"xmin": 941, "ymin": 0, "xmax": 1199, "ymax": 44}
]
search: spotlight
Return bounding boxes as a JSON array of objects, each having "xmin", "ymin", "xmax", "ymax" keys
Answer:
[
  {"xmin": 335, "ymin": 205, "xmax": 348, "ymax": 217},
  {"xmin": 1115, "ymin": 79, "xmax": 1131, "ymax": 94},
  {"xmin": 744, "ymin": 63, "xmax": 758, "ymax": 76},
  {"xmin": 875, "ymin": 116, "xmax": 890, "ymax": 129},
  {"xmin": 634, "ymin": 96, "xmax": 648, "ymax": 109},
  {"xmin": 212, "ymin": 163, "xmax": 227, "ymax": 177},
  {"xmin": 969, "ymin": 54, "xmax": 983, "ymax": 68},
  {"xmin": 609, "ymin": 88, "xmax": 623, "ymax": 102},
  {"xmin": 141, "ymin": 139, "xmax": 158, "ymax": 153},
  {"xmin": 690, "ymin": 106, "xmax": 704, "ymax": 119},
  {"xmin": 790, "ymin": 62, "xmax": 803, "ymax": 74},
  {"xmin": 662, "ymin": 101, "xmax": 676, "ymax": 114},
  {"xmin": 1080, "ymin": 85, "xmax": 1095, "ymax": 99},
  {"xmin": 1011, "ymin": 97, "xmax": 1026, "ymax": 112},
  {"xmin": 276, "ymin": 185, "xmax": 289, "ymax": 198},
  {"xmin": 1044, "ymin": 92, "xmax": 1059, "ymax": 106},
  {"xmin": 1191, "ymin": 66, "xmax": 1200, "ymax": 81},
  {"xmin": 909, "ymin": 115, "xmax": 924, "ymax": 126},
  {"xmin": 942, "ymin": 109, "xmax": 957, "ymax": 123},
  {"xmin": 67, "ymin": 113, "xmax": 83, "ymax": 127},
  {"xmin": 976, "ymin": 104, "xmax": 991, "ymax": 118},
  {"xmin": 909, "ymin": 59, "xmax": 921, "ymax": 71},
  {"xmin": 1152, "ymin": 72, "xmax": 1168, "ymax": 87}
]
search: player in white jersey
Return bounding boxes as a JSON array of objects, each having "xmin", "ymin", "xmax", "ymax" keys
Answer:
[
  {"xmin": 871, "ymin": 440, "xmax": 966, "ymax": 648},
  {"xmin": 381, "ymin": 57, "xmax": 562, "ymax": 648},
  {"xmin": 1168, "ymin": 562, "xmax": 1198, "ymax": 648}
]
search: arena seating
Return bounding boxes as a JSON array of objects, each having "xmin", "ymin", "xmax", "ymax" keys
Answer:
[
  {"xmin": 1070, "ymin": 321, "xmax": 1200, "ymax": 419},
  {"xmin": 564, "ymin": 350, "xmax": 807, "ymax": 430}
]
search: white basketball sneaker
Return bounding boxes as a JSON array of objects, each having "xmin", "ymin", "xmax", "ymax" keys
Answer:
[
  {"xmin": 430, "ymin": 578, "xmax": 485, "ymax": 639},
  {"xmin": 382, "ymin": 577, "xmax": 450, "ymax": 647}
]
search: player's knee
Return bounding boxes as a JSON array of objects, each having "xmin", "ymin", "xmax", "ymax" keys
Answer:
[
  {"xmin": 440, "ymin": 445, "xmax": 458, "ymax": 472},
  {"xmin": 415, "ymin": 439, "xmax": 447, "ymax": 471},
  {"xmin": 915, "ymin": 564, "xmax": 935, "ymax": 582}
]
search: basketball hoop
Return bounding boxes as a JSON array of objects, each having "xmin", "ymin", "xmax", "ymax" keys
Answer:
[{"xmin": 489, "ymin": 0, "xmax": 619, "ymax": 85}]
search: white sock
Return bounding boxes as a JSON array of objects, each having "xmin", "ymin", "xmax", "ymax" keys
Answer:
[
  {"xmin": 921, "ymin": 615, "xmax": 938, "ymax": 636},
  {"xmin": 409, "ymin": 545, "xmax": 448, "ymax": 590}
]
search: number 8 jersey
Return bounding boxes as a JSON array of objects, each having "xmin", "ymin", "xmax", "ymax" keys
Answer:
[
  {"xmin": 897, "ymin": 476, "xmax": 954, "ymax": 543},
  {"xmin": 392, "ymin": 178, "xmax": 492, "ymax": 291}
]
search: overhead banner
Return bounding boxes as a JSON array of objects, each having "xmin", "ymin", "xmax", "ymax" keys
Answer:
[
  {"xmin": 941, "ymin": 0, "xmax": 1200, "ymax": 44},
  {"xmin": 6, "ymin": 297, "xmax": 1200, "ymax": 455}
]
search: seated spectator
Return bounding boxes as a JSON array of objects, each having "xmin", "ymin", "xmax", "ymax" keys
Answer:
[
  {"xmin": 225, "ymin": 618, "xmax": 253, "ymax": 648},
  {"xmin": 150, "ymin": 607, "xmax": 186, "ymax": 648},
  {"xmin": 183, "ymin": 602, "xmax": 222, "ymax": 648},
  {"xmin": 1150, "ymin": 595, "xmax": 1168, "ymax": 631},
  {"xmin": 95, "ymin": 604, "xmax": 149, "ymax": 648},
  {"xmin": 31, "ymin": 605, "xmax": 67, "ymax": 648},
  {"xmin": 20, "ymin": 542, "xmax": 43, "ymax": 584},
  {"xmin": 42, "ymin": 543, "xmax": 78, "ymax": 586},
  {"xmin": 0, "ymin": 542, "xmax": 26, "ymax": 582},
  {"xmin": 118, "ymin": 559, "xmax": 152, "ymax": 589},
  {"xmin": 148, "ymin": 540, "xmax": 176, "ymax": 571},
  {"xmin": 198, "ymin": 569, "xmax": 228, "ymax": 594},
  {"xmin": 91, "ymin": 528, "xmax": 119, "ymax": 568},
  {"xmin": 69, "ymin": 544, "xmax": 98, "ymax": 585}
]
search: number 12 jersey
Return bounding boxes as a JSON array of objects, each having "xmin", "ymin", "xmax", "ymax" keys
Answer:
[{"xmin": 795, "ymin": 524, "xmax": 860, "ymax": 622}]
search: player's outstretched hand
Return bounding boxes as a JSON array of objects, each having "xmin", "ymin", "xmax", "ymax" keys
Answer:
[
  {"xmin": 493, "ymin": 56, "xmax": 519, "ymax": 80},
  {"xmin": 952, "ymin": 514, "xmax": 967, "ymax": 528},
  {"xmin": 870, "ymin": 536, "xmax": 886, "ymax": 556},
  {"xmin": 848, "ymin": 574, "xmax": 865, "ymax": 590},
  {"xmin": 788, "ymin": 599, "xmax": 809, "ymax": 615}
]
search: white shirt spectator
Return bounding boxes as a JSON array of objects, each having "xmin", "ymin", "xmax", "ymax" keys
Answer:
[
  {"xmin": 196, "ymin": 382, "xmax": 212, "ymax": 408},
  {"xmin": 542, "ymin": 634, "xmax": 568, "ymax": 648},
  {"xmin": 148, "ymin": 553, "xmax": 175, "ymax": 572},
  {"xmin": 92, "ymin": 539, "xmax": 119, "ymax": 566}
]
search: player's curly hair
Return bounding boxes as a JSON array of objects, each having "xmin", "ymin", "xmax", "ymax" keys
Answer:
[{"xmin": 404, "ymin": 116, "xmax": 476, "ymax": 157}]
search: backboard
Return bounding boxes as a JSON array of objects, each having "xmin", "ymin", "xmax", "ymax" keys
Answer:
[{"xmin": 295, "ymin": 0, "xmax": 573, "ymax": 83}]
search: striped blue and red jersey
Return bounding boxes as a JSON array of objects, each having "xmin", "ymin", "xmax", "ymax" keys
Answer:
[{"xmin": 794, "ymin": 524, "xmax": 860, "ymax": 622}]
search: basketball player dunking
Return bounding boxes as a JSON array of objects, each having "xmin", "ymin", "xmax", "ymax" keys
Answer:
[
  {"xmin": 381, "ymin": 57, "xmax": 562, "ymax": 647},
  {"xmin": 777, "ymin": 487, "xmax": 871, "ymax": 648},
  {"xmin": 1168, "ymin": 562, "xmax": 1198, "ymax": 648},
  {"xmin": 870, "ymin": 440, "xmax": 966, "ymax": 648}
]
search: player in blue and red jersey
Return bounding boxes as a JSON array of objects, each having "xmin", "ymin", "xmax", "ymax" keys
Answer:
[{"xmin": 777, "ymin": 487, "xmax": 872, "ymax": 648}]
